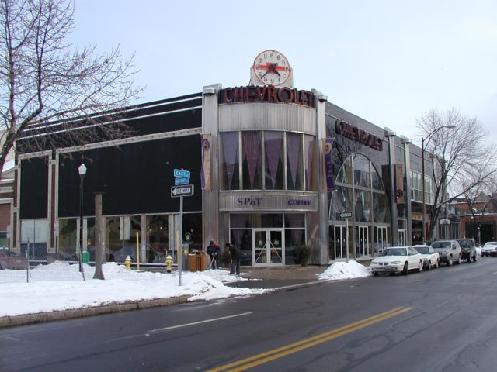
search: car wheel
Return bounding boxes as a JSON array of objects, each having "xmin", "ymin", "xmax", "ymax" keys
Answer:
[
  {"xmin": 373, "ymin": 271, "xmax": 378, "ymax": 276},
  {"xmin": 418, "ymin": 261, "xmax": 423, "ymax": 272},
  {"xmin": 402, "ymin": 262, "xmax": 409, "ymax": 275}
]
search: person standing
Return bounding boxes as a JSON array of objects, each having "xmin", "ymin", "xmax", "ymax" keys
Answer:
[
  {"xmin": 228, "ymin": 242, "xmax": 241, "ymax": 275},
  {"xmin": 207, "ymin": 240, "xmax": 220, "ymax": 269}
]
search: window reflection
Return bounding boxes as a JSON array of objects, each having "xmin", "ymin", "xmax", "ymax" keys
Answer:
[
  {"xmin": 287, "ymin": 132, "xmax": 304, "ymax": 190},
  {"xmin": 264, "ymin": 131, "xmax": 284, "ymax": 190},
  {"xmin": 221, "ymin": 132, "xmax": 239, "ymax": 190},
  {"xmin": 242, "ymin": 131, "xmax": 262, "ymax": 189}
]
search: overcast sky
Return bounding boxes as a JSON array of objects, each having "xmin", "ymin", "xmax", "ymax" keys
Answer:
[{"xmin": 71, "ymin": 0, "xmax": 497, "ymax": 146}]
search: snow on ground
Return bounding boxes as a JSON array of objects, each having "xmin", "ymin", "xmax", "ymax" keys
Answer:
[
  {"xmin": 318, "ymin": 260, "xmax": 370, "ymax": 281},
  {"xmin": 0, "ymin": 262, "xmax": 267, "ymax": 317}
]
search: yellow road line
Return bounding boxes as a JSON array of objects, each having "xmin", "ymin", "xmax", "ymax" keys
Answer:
[{"xmin": 208, "ymin": 306, "xmax": 412, "ymax": 372}]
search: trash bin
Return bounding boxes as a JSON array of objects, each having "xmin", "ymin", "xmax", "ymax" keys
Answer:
[
  {"xmin": 81, "ymin": 251, "xmax": 89, "ymax": 264},
  {"xmin": 197, "ymin": 251, "xmax": 208, "ymax": 271},
  {"xmin": 187, "ymin": 253, "xmax": 198, "ymax": 272}
]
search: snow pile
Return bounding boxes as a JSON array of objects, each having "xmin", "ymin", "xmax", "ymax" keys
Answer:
[
  {"xmin": 318, "ymin": 260, "xmax": 370, "ymax": 281},
  {"xmin": 0, "ymin": 262, "xmax": 266, "ymax": 317}
]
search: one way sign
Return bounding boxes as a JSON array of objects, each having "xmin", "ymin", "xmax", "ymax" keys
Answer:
[{"xmin": 171, "ymin": 184, "xmax": 194, "ymax": 198}]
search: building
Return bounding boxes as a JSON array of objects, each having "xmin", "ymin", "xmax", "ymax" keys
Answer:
[{"xmin": 12, "ymin": 51, "xmax": 441, "ymax": 266}]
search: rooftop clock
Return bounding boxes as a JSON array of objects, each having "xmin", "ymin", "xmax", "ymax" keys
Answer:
[{"xmin": 250, "ymin": 50, "xmax": 293, "ymax": 88}]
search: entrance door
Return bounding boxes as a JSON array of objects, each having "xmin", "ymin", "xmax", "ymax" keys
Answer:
[
  {"xmin": 333, "ymin": 225, "xmax": 348, "ymax": 260},
  {"xmin": 253, "ymin": 229, "xmax": 285, "ymax": 266},
  {"xmin": 356, "ymin": 226, "xmax": 369, "ymax": 257},
  {"xmin": 398, "ymin": 229, "xmax": 406, "ymax": 246},
  {"xmin": 375, "ymin": 226, "xmax": 388, "ymax": 254}
]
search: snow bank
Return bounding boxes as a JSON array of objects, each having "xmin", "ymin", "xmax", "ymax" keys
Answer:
[
  {"xmin": 0, "ymin": 262, "xmax": 266, "ymax": 317},
  {"xmin": 318, "ymin": 260, "xmax": 370, "ymax": 281}
]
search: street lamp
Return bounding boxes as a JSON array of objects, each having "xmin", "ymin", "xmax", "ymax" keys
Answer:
[
  {"xmin": 421, "ymin": 125, "xmax": 455, "ymax": 244},
  {"xmin": 78, "ymin": 163, "xmax": 87, "ymax": 274}
]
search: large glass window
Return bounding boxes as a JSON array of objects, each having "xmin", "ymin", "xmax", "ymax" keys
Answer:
[
  {"xmin": 329, "ymin": 186, "xmax": 353, "ymax": 221},
  {"xmin": 353, "ymin": 155, "xmax": 371, "ymax": 188},
  {"xmin": 354, "ymin": 190, "xmax": 372, "ymax": 222},
  {"xmin": 287, "ymin": 132, "xmax": 304, "ymax": 190},
  {"xmin": 264, "ymin": 131, "xmax": 284, "ymax": 190},
  {"xmin": 242, "ymin": 131, "xmax": 262, "ymax": 190},
  {"xmin": 147, "ymin": 215, "xmax": 169, "ymax": 263},
  {"xmin": 106, "ymin": 216, "xmax": 140, "ymax": 262},
  {"xmin": 221, "ymin": 132, "xmax": 240, "ymax": 190},
  {"xmin": 58, "ymin": 219, "xmax": 77, "ymax": 260},
  {"xmin": 304, "ymin": 135, "xmax": 316, "ymax": 191},
  {"xmin": 21, "ymin": 219, "xmax": 48, "ymax": 259}
]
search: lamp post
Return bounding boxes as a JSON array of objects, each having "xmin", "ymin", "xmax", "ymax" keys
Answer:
[
  {"xmin": 421, "ymin": 125, "xmax": 455, "ymax": 244},
  {"xmin": 78, "ymin": 163, "xmax": 87, "ymax": 274}
]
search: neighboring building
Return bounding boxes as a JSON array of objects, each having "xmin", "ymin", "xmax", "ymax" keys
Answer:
[
  {"xmin": 451, "ymin": 193, "xmax": 497, "ymax": 245},
  {"xmin": 12, "ymin": 51, "xmax": 441, "ymax": 265}
]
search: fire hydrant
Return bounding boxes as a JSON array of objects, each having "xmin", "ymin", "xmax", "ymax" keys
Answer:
[
  {"xmin": 165, "ymin": 255, "xmax": 173, "ymax": 273},
  {"xmin": 124, "ymin": 255, "xmax": 131, "ymax": 270}
]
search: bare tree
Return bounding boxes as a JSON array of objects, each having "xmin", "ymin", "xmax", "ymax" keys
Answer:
[
  {"xmin": 418, "ymin": 108, "xmax": 497, "ymax": 241},
  {"xmin": 0, "ymin": 0, "xmax": 140, "ymax": 177}
]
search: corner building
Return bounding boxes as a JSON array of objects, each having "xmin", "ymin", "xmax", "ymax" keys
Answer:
[{"xmin": 13, "ymin": 84, "xmax": 436, "ymax": 266}]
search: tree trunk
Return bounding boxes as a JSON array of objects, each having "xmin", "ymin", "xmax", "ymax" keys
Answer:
[{"xmin": 93, "ymin": 193, "xmax": 105, "ymax": 280}]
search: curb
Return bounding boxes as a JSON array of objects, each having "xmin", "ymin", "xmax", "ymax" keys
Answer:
[{"xmin": 0, "ymin": 295, "xmax": 190, "ymax": 329}]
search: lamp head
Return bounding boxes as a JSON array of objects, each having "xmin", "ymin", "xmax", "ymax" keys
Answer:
[{"xmin": 78, "ymin": 163, "xmax": 87, "ymax": 176}]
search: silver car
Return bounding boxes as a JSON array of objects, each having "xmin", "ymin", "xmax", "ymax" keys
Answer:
[{"xmin": 431, "ymin": 240, "xmax": 462, "ymax": 266}]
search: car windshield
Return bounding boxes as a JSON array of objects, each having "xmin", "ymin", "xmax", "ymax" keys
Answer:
[
  {"xmin": 415, "ymin": 247, "xmax": 430, "ymax": 254},
  {"xmin": 382, "ymin": 248, "xmax": 406, "ymax": 256},
  {"xmin": 458, "ymin": 240, "xmax": 473, "ymax": 248},
  {"xmin": 432, "ymin": 242, "xmax": 450, "ymax": 249}
]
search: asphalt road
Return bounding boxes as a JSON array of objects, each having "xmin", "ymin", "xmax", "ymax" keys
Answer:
[{"xmin": 1, "ymin": 257, "xmax": 497, "ymax": 371}]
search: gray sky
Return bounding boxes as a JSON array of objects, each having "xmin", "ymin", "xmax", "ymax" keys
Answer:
[{"xmin": 71, "ymin": 0, "xmax": 497, "ymax": 146}]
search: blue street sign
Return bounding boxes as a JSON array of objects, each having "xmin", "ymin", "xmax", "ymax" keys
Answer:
[
  {"xmin": 175, "ymin": 177, "xmax": 190, "ymax": 185},
  {"xmin": 174, "ymin": 169, "xmax": 190, "ymax": 178}
]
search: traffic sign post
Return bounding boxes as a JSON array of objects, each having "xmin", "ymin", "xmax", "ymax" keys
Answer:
[{"xmin": 171, "ymin": 169, "xmax": 194, "ymax": 286}]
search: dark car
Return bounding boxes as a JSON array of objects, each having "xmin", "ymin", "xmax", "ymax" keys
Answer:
[{"xmin": 457, "ymin": 239, "xmax": 478, "ymax": 262}]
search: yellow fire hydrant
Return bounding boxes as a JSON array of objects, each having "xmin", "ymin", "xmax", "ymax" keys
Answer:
[
  {"xmin": 124, "ymin": 255, "xmax": 131, "ymax": 269},
  {"xmin": 165, "ymin": 255, "xmax": 173, "ymax": 273}
]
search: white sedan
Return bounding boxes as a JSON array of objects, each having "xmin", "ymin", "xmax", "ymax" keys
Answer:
[
  {"xmin": 371, "ymin": 246, "xmax": 424, "ymax": 276},
  {"xmin": 413, "ymin": 245, "xmax": 440, "ymax": 269}
]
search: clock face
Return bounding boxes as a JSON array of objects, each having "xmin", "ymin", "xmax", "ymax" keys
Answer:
[{"xmin": 252, "ymin": 50, "xmax": 291, "ymax": 86}]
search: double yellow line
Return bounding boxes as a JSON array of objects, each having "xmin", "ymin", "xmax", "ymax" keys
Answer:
[{"xmin": 208, "ymin": 306, "xmax": 412, "ymax": 372}]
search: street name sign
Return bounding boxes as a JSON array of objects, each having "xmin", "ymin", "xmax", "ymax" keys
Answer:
[
  {"xmin": 174, "ymin": 169, "xmax": 190, "ymax": 178},
  {"xmin": 175, "ymin": 177, "xmax": 190, "ymax": 185},
  {"xmin": 340, "ymin": 211, "xmax": 352, "ymax": 219},
  {"xmin": 171, "ymin": 184, "xmax": 194, "ymax": 198}
]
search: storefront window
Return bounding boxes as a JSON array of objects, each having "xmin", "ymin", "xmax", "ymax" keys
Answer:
[
  {"xmin": 329, "ymin": 186, "xmax": 353, "ymax": 221},
  {"xmin": 285, "ymin": 228, "xmax": 305, "ymax": 265},
  {"xmin": 221, "ymin": 132, "xmax": 240, "ymax": 190},
  {"xmin": 147, "ymin": 215, "xmax": 169, "ymax": 263},
  {"xmin": 354, "ymin": 155, "xmax": 371, "ymax": 188},
  {"xmin": 182, "ymin": 213, "xmax": 202, "ymax": 251},
  {"xmin": 284, "ymin": 214, "xmax": 305, "ymax": 228},
  {"xmin": 106, "ymin": 216, "xmax": 140, "ymax": 262},
  {"xmin": 286, "ymin": 133, "xmax": 303, "ymax": 190},
  {"xmin": 21, "ymin": 219, "xmax": 48, "ymax": 259},
  {"xmin": 304, "ymin": 135, "xmax": 316, "ymax": 190},
  {"xmin": 58, "ymin": 219, "xmax": 77, "ymax": 260},
  {"xmin": 337, "ymin": 157, "xmax": 352, "ymax": 184},
  {"xmin": 242, "ymin": 131, "xmax": 262, "ymax": 189},
  {"xmin": 355, "ymin": 191, "xmax": 372, "ymax": 222},
  {"xmin": 373, "ymin": 192, "xmax": 390, "ymax": 223},
  {"xmin": 231, "ymin": 229, "xmax": 252, "ymax": 266},
  {"xmin": 264, "ymin": 131, "xmax": 284, "ymax": 190}
]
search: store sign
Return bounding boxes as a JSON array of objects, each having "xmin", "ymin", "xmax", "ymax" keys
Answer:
[
  {"xmin": 221, "ymin": 193, "xmax": 317, "ymax": 211},
  {"xmin": 335, "ymin": 120, "xmax": 383, "ymax": 151},
  {"xmin": 220, "ymin": 86, "xmax": 316, "ymax": 108}
]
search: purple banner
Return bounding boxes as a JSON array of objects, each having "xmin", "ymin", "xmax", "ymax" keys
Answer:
[{"xmin": 324, "ymin": 137, "xmax": 334, "ymax": 190}]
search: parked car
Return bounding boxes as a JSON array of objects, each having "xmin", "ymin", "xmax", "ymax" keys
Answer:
[
  {"xmin": 370, "ymin": 246, "xmax": 423, "ymax": 276},
  {"xmin": 481, "ymin": 242, "xmax": 497, "ymax": 257},
  {"xmin": 457, "ymin": 239, "xmax": 478, "ymax": 262},
  {"xmin": 0, "ymin": 249, "xmax": 28, "ymax": 270},
  {"xmin": 431, "ymin": 240, "xmax": 462, "ymax": 266},
  {"xmin": 413, "ymin": 245, "xmax": 440, "ymax": 269}
]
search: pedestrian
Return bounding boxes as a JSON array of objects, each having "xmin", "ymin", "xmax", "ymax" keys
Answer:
[
  {"xmin": 228, "ymin": 242, "xmax": 241, "ymax": 275},
  {"xmin": 206, "ymin": 240, "xmax": 220, "ymax": 269}
]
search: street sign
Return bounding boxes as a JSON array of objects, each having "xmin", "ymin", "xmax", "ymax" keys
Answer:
[
  {"xmin": 171, "ymin": 184, "xmax": 194, "ymax": 198},
  {"xmin": 174, "ymin": 169, "xmax": 190, "ymax": 178},
  {"xmin": 340, "ymin": 211, "xmax": 352, "ymax": 219},
  {"xmin": 174, "ymin": 177, "xmax": 190, "ymax": 185}
]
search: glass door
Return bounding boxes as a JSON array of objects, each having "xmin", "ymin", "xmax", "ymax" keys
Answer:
[
  {"xmin": 356, "ymin": 226, "xmax": 369, "ymax": 257},
  {"xmin": 333, "ymin": 225, "xmax": 348, "ymax": 260},
  {"xmin": 374, "ymin": 226, "xmax": 388, "ymax": 255},
  {"xmin": 252, "ymin": 229, "xmax": 285, "ymax": 266},
  {"xmin": 398, "ymin": 229, "xmax": 406, "ymax": 246}
]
